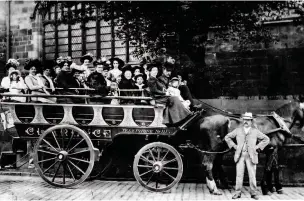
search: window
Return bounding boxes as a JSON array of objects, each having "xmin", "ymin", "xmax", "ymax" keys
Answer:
[{"xmin": 42, "ymin": 3, "xmax": 137, "ymax": 63}]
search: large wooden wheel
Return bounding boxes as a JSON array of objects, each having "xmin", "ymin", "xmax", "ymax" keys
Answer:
[
  {"xmin": 133, "ymin": 142, "xmax": 183, "ymax": 192},
  {"xmin": 33, "ymin": 125, "xmax": 95, "ymax": 188}
]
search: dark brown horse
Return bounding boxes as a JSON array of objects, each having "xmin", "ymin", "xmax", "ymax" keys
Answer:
[{"xmin": 180, "ymin": 100, "xmax": 304, "ymax": 195}]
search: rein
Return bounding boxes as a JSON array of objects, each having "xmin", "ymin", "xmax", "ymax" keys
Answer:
[{"xmin": 179, "ymin": 141, "xmax": 232, "ymax": 154}]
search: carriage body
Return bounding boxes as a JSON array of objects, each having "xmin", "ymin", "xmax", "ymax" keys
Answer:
[{"xmin": 1, "ymin": 100, "xmax": 184, "ymax": 191}]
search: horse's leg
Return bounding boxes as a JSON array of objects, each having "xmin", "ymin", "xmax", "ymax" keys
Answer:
[
  {"xmin": 261, "ymin": 148, "xmax": 275, "ymax": 195},
  {"xmin": 272, "ymin": 149, "xmax": 283, "ymax": 194},
  {"xmin": 204, "ymin": 154, "xmax": 222, "ymax": 195},
  {"xmin": 213, "ymin": 154, "xmax": 231, "ymax": 189}
]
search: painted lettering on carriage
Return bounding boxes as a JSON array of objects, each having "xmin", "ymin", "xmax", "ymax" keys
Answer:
[{"xmin": 121, "ymin": 128, "xmax": 172, "ymax": 134}]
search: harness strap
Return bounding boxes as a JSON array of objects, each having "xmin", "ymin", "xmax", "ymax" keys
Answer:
[{"xmin": 179, "ymin": 142, "xmax": 231, "ymax": 154}]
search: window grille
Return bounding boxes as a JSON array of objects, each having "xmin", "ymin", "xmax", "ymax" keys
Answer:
[{"xmin": 42, "ymin": 3, "xmax": 136, "ymax": 64}]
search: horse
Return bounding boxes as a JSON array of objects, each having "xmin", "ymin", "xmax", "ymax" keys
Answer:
[{"xmin": 179, "ymin": 100, "xmax": 304, "ymax": 195}]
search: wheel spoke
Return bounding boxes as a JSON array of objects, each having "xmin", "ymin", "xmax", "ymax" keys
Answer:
[
  {"xmin": 67, "ymin": 163, "xmax": 76, "ymax": 181},
  {"xmin": 155, "ymin": 176, "xmax": 159, "ymax": 189},
  {"xmin": 157, "ymin": 147, "xmax": 161, "ymax": 161},
  {"xmin": 140, "ymin": 155, "xmax": 154, "ymax": 165},
  {"xmin": 37, "ymin": 157, "xmax": 57, "ymax": 164},
  {"xmin": 43, "ymin": 160, "xmax": 59, "ymax": 174},
  {"xmin": 146, "ymin": 172, "xmax": 155, "ymax": 186},
  {"xmin": 162, "ymin": 170, "xmax": 175, "ymax": 181},
  {"xmin": 61, "ymin": 129, "xmax": 65, "ymax": 149},
  {"xmin": 69, "ymin": 156, "xmax": 90, "ymax": 164},
  {"xmin": 148, "ymin": 149, "xmax": 156, "ymax": 162},
  {"xmin": 38, "ymin": 149, "xmax": 57, "ymax": 155},
  {"xmin": 68, "ymin": 160, "xmax": 85, "ymax": 175},
  {"xmin": 67, "ymin": 139, "xmax": 85, "ymax": 153},
  {"xmin": 163, "ymin": 167, "xmax": 179, "ymax": 170},
  {"xmin": 52, "ymin": 131, "xmax": 61, "ymax": 150},
  {"xmin": 137, "ymin": 164, "xmax": 153, "ymax": 168},
  {"xmin": 52, "ymin": 162, "xmax": 62, "ymax": 182},
  {"xmin": 65, "ymin": 132, "xmax": 75, "ymax": 151},
  {"xmin": 63, "ymin": 163, "xmax": 66, "ymax": 184},
  {"xmin": 160, "ymin": 150, "xmax": 169, "ymax": 162},
  {"xmin": 163, "ymin": 158, "xmax": 177, "ymax": 166},
  {"xmin": 68, "ymin": 149, "xmax": 90, "ymax": 156},
  {"xmin": 139, "ymin": 169, "xmax": 153, "ymax": 177},
  {"xmin": 42, "ymin": 139, "xmax": 59, "ymax": 152}
]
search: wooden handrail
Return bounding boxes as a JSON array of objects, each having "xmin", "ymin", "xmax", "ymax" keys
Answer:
[
  {"xmin": 0, "ymin": 87, "xmax": 146, "ymax": 92},
  {"xmin": 0, "ymin": 93, "xmax": 154, "ymax": 100}
]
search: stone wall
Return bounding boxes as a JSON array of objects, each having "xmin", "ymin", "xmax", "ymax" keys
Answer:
[
  {"xmin": 204, "ymin": 23, "xmax": 304, "ymax": 98},
  {"xmin": 0, "ymin": 1, "xmax": 7, "ymax": 77},
  {"xmin": 10, "ymin": 0, "xmax": 42, "ymax": 68}
]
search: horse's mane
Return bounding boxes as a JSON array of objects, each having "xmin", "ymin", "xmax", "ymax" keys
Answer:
[{"xmin": 274, "ymin": 101, "xmax": 299, "ymax": 117}]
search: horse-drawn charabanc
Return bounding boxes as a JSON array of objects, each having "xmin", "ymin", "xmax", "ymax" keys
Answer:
[
  {"xmin": 0, "ymin": 91, "xmax": 198, "ymax": 192},
  {"xmin": 0, "ymin": 91, "xmax": 304, "ymax": 195}
]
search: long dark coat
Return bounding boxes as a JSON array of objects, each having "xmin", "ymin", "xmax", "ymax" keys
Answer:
[{"xmin": 147, "ymin": 76, "xmax": 191, "ymax": 125}]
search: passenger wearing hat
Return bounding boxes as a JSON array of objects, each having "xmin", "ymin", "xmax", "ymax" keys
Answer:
[
  {"xmin": 119, "ymin": 64, "xmax": 136, "ymax": 104},
  {"xmin": 225, "ymin": 112, "xmax": 270, "ymax": 200},
  {"xmin": 87, "ymin": 60, "xmax": 110, "ymax": 104},
  {"xmin": 55, "ymin": 59, "xmax": 73, "ymax": 87},
  {"xmin": 2, "ymin": 70, "xmax": 27, "ymax": 102},
  {"xmin": 167, "ymin": 77, "xmax": 191, "ymax": 109},
  {"xmin": 70, "ymin": 53, "xmax": 93, "ymax": 80},
  {"xmin": 24, "ymin": 59, "xmax": 56, "ymax": 103},
  {"xmin": 158, "ymin": 62, "xmax": 174, "ymax": 90},
  {"xmin": 147, "ymin": 64, "xmax": 192, "ymax": 125},
  {"xmin": 109, "ymin": 57, "xmax": 124, "ymax": 81},
  {"xmin": 1, "ymin": 58, "xmax": 23, "ymax": 90},
  {"xmin": 102, "ymin": 65, "xmax": 111, "ymax": 87},
  {"xmin": 39, "ymin": 61, "xmax": 56, "ymax": 93},
  {"xmin": 134, "ymin": 73, "xmax": 148, "ymax": 105}
]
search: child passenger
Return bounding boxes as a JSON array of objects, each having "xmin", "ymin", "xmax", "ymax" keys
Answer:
[{"xmin": 167, "ymin": 77, "xmax": 191, "ymax": 109}]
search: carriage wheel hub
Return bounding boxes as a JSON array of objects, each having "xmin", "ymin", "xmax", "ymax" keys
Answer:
[
  {"xmin": 152, "ymin": 161, "xmax": 163, "ymax": 173},
  {"xmin": 57, "ymin": 151, "xmax": 68, "ymax": 161}
]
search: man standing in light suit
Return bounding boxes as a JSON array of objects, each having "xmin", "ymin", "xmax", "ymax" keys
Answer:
[{"xmin": 225, "ymin": 112, "xmax": 270, "ymax": 200}]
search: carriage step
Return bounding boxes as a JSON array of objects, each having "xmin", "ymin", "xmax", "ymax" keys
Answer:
[{"xmin": 0, "ymin": 150, "xmax": 25, "ymax": 169}]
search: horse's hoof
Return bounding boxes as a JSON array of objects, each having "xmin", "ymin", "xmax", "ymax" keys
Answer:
[
  {"xmin": 266, "ymin": 192, "xmax": 272, "ymax": 196},
  {"xmin": 212, "ymin": 190, "xmax": 222, "ymax": 195},
  {"xmin": 277, "ymin": 189, "xmax": 283, "ymax": 194},
  {"xmin": 270, "ymin": 187, "xmax": 276, "ymax": 193}
]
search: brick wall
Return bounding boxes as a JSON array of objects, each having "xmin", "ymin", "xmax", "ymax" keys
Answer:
[{"xmin": 204, "ymin": 23, "xmax": 304, "ymax": 99}]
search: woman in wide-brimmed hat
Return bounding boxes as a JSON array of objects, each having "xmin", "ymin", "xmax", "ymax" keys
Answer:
[
  {"xmin": 118, "ymin": 64, "xmax": 137, "ymax": 104},
  {"xmin": 1, "ymin": 59, "xmax": 23, "ymax": 90},
  {"xmin": 40, "ymin": 62, "xmax": 56, "ymax": 93},
  {"xmin": 2, "ymin": 69, "xmax": 27, "ymax": 102},
  {"xmin": 69, "ymin": 53, "xmax": 93, "ymax": 80},
  {"xmin": 24, "ymin": 59, "xmax": 56, "ymax": 103},
  {"xmin": 108, "ymin": 57, "xmax": 125, "ymax": 82}
]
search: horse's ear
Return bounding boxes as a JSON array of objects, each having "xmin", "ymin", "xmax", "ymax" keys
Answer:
[{"xmin": 299, "ymin": 94, "xmax": 304, "ymax": 103}]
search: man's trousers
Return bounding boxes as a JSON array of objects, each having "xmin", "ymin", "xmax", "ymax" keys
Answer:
[{"xmin": 235, "ymin": 152, "xmax": 258, "ymax": 196}]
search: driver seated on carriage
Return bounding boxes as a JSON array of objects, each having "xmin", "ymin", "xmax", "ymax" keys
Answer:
[{"xmin": 146, "ymin": 63, "xmax": 194, "ymax": 126}]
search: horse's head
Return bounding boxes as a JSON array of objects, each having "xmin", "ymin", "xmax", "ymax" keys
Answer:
[{"xmin": 275, "ymin": 101, "xmax": 304, "ymax": 130}]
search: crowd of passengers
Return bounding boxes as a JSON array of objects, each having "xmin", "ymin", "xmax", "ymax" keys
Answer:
[{"xmin": 0, "ymin": 54, "xmax": 202, "ymax": 126}]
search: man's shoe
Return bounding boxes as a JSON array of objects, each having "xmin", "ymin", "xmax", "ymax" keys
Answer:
[
  {"xmin": 232, "ymin": 194, "xmax": 241, "ymax": 199},
  {"xmin": 251, "ymin": 195, "xmax": 259, "ymax": 200}
]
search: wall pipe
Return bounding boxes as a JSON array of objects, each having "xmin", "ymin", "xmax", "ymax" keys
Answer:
[{"xmin": 6, "ymin": 0, "xmax": 11, "ymax": 60}]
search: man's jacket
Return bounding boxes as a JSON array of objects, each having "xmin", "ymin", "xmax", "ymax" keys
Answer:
[{"xmin": 224, "ymin": 127, "xmax": 270, "ymax": 164}]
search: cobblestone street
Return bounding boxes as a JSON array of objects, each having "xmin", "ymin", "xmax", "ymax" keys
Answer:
[{"xmin": 0, "ymin": 175, "xmax": 304, "ymax": 200}]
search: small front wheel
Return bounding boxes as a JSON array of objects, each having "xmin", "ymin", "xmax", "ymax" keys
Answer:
[
  {"xmin": 133, "ymin": 142, "xmax": 183, "ymax": 192},
  {"xmin": 34, "ymin": 125, "xmax": 95, "ymax": 188}
]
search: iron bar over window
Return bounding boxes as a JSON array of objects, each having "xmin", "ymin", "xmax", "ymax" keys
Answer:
[{"xmin": 42, "ymin": 3, "xmax": 137, "ymax": 63}]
